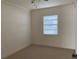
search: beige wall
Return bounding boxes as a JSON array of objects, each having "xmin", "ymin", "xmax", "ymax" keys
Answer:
[
  {"xmin": 31, "ymin": 4, "xmax": 76, "ymax": 50},
  {"xmin": 1, "ymin": 1, "xmax": 31, "ymax": 58}
]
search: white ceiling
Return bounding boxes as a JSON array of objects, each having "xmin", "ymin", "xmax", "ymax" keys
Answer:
[
  {"xmin": 2, "ymin": 0, "xmax": 74, "ymax": 9},
  {"xmin": 32, "ymin": 0, "xmax": 74, "ymax": 9}
]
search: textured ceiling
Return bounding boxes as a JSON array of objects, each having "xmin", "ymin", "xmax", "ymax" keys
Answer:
[{"xmin": 2, "ymin": 0, "xmax": 74, "ymax": 9}]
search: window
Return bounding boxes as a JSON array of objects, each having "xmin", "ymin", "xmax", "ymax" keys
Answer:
[{"xmin": 43, "ymin": 15, "xmax": 58, "ymax": 35}]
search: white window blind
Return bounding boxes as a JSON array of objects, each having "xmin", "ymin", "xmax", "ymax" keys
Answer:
[{"xmin": 43, "ymin": 15, "xmax": 58, "ymax": 35}]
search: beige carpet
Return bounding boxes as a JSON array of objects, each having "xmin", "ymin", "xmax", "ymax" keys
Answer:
[{"xmin": 5, "ymin": 45, "xmax": 75, "ymax": 59}]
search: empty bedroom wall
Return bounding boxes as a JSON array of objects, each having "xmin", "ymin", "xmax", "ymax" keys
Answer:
[
  {"xmin": 1, "ymin": 0, "xmax": 31, "ymax": 58},
  {"xmin": 31, "ymin": 4, "xmax": 76, "ymax": 50}
]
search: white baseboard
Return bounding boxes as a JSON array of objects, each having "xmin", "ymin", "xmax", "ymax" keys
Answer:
[
  {"xmin": 32, "ymin": 43, "xmax": 75, "ymax": 50},
  {"xmin": 3, "ymin": 44, "xmax": 31, "ymax": 59}
]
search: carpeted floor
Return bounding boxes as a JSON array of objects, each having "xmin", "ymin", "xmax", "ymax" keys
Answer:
[{"xmin": 5, "ymin": 45, "xmax": 75, "ymax": 59}]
